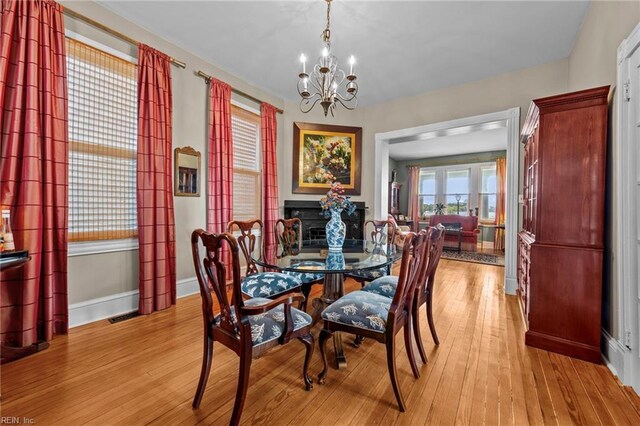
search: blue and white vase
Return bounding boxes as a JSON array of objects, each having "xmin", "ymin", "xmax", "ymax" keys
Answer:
[
  {"xmin": 326, "ymin": 250, "xmax": 345, "ymax": 270},
  {"xmin": 326, "ymin": 208, "xmax": 346, "ymax": 251}
]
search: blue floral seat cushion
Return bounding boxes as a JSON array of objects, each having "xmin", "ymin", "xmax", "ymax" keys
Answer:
[
  {"xmin": 283, "ymin": 261, "xmax": 324, "ymax": 284},
  {"xmin": 361, "ymin": 275, "xmax": 399, "ymax": 297},
  {"xmin": 321, "ymin": 290, "xmax": 391, "ymax": 333},
  {"xmin": 346, "ymin": 266, "xmax": 388, "ymax": 282},
  {"xmin": 218, "ymin": 298, "xmax": 313, "ymax": 346},
  {"xmin": 241, "ymin": 272, "xmax": 301, "ymax": 298}
]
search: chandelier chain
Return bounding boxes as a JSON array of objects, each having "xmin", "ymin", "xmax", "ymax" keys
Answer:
[{"xmin": 322, "ymin": 0, "xmax": 331, "ymax": 43}]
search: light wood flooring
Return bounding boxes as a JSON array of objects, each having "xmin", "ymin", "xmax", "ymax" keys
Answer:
[{"xmin": 2, "ymin": 259, "xmax": 639, "ymax": 425}]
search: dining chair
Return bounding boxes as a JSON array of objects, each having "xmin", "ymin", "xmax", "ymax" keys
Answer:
[
  {"xmin": 190, "ymin": 229, "xmax": 314, "ymax": 425},
  {"xmin": 317, "ymin": 229, "xmax": 432, "ymax": 412},
  {"xmin": 275, "ymin": 218, "xmax": 324, "ymax": 312},
  {"xmin": 345, "ymin": 219, "xmax": 398, "ymax": 287},
  {"xmin": 362, "ymin": 224, "xmax": 445, "ymax": 363},
  {"xmin": 227, "ymin": 219, "xmax": 302, "ymax": 299}
]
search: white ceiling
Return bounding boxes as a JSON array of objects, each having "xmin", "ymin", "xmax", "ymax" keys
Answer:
[
  {"xmin": 388, "ymin": 125, "xmax": 507, "ymax": 160},
  {"xmin": 98, "ymin": 0, "xmax": 590, "ymax": 107}
]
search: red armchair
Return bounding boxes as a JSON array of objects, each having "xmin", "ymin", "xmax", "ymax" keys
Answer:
[{"xmin": 428, "ymin": 215, "xmax": 480, "ymax": 252}]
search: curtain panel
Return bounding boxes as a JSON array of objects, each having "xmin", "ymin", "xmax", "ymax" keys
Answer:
[
  {"xmin": 0, "ymin": 0, "xmax": 69, "ymax": 345},
  {"xmin": 207, "ymin": 79, "xmax": 233, "ymax": 271},
  {"xmin": 494, "ymin": 157, "xmax": 506, "ymax": 250},
  {"xmin": 261, "ymin": 103, "xmax": 279, "ymax": 264},
  {"xmin": 136, "ymin": 44, "xmax": 176, "ymax": 314},
  {"xmin": 407, "ymin": 166, "xmax": 420, "ymax": 232}
]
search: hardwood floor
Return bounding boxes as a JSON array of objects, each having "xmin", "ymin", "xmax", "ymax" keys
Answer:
[{"xmin": 2, "ymin": 259, "xmax": 639, "ymax": 425}]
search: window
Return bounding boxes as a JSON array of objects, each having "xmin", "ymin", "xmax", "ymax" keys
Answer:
[
  {"xmin": 231, "ymin": 104, "xmax": 262, "ymax": 221},
  {"xmin": 445, "ymin": 169, "xmax": 470, "ymax": 215},
  {"xmin": 67, "ymin": 37, "xmax": 138, "ymax": 242},
  {"xmin": 418, "ymin": 170, "xmax": 436, "ymax": 217},
  {"xmin": 479, "ymin": 166, "xmax": 497, "ymax": 221}
]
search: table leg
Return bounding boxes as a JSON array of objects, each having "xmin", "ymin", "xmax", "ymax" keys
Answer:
[{"xmin": 311, "ymin": 272, "xmax": 348, "ymax": 369}]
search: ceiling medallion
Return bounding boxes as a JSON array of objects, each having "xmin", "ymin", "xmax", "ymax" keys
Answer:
[{"xmin": 297, "ymin": 0, "xmax": 358, "ymax": 117}]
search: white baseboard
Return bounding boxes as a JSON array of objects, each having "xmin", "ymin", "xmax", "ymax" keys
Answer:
[
  {"xmin": 505, "ymin": 276, "xmax": 518, "ymax": 295},
  {"xmin": 69, "ymin": 277, "xmax": 199, "ymax": 328},
  {"xmin": 601, "ymin": 328, "xmax": 628, "ymax": 379}
]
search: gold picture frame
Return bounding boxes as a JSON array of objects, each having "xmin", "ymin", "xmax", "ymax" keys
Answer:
[
  {"xmin": 292, "ymin": 122, "xmax": 362, "ymax": 195},
  {"xmin": 174, "ymin": 146, "xmax": 201, "ymax": 197}
]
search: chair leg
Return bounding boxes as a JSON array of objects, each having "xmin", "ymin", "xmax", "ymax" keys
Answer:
[
  {"xmin": 230, "ymin": 350, "xmax": 252, "ymax": 426},
  {"xmin": 300, "ymin": 283, "xmax": 311, "ymax": 312},
  {"xmin": 192, "ymin": 336, "xmax": 213, "ymax": 409},
  {"xmin": 404, "ymin": 319, "xmax": 420, "ymax": 379},
  {"xmin": 318, "ymin": 328, "xmax": 332, "ymax": 384},
  {"xmin": 298, "ymin": 334, "xmax": 314, "ymax": 390},
  {"xmin": 426, "ymin": 294, "xmax": 439, "ymax": 345},
  {"xmin": 386, "ymin": 338, "xmax": 406, "ymax": 412},
  {"xmin": 412, "ymin": 302, "xmax": 428, "ymax": 364}
]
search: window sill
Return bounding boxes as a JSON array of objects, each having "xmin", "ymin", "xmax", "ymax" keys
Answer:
[{"xmin": 68, "ymin": 238, "xmax": 138, "ymax": 257}]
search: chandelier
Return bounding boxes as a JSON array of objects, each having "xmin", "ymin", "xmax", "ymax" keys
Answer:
[{"xmin": 297, "ymin": 0, "xmax": 358, "ymax": 117}]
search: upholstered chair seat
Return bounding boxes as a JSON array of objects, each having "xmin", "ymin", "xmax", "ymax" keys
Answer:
[
  {"xmin": 241, "ymin": 272, "xmax": 302, "ymax": 298},
  {"xmin": 321, "ymin": 290, "xmax": 392, "ymax": 332},
  {"xmin": 346, "ymin": 266, "xmax": 388, "ymax": 282},
  {"xmin": 283, "ymin": 260, "xmax": 325, "ymax": 284},
  {"xmin": 361, "ymin": 275, "xmax": 399, "ymax": 298},
  {"xmin": 218, "ymin": 297, "xmax": 313, "ymax": 346}
]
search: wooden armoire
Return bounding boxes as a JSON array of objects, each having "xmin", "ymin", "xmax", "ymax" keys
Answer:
[{"xmin": 518, "ymin": 86, "xmax": 609, "ymax": 363}]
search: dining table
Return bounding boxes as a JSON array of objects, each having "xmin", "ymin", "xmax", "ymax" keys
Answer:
[{"xmin": 253, "ymin": 239, "xmax": 402, "ymax": 368}]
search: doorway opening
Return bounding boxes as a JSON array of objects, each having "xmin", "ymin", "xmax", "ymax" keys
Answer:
[{"xmin": 374, "ymin": 108, "xmax": 520, "ymax": 294}]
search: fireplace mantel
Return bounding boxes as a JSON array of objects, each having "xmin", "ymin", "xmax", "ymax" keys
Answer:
[{"xmin": 283, "ymin": 200, "xmax": 366, "ymax": 240}]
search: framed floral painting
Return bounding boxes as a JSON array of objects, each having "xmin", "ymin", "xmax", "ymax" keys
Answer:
[{"xmin": 292, "ymin": 122, "xmax": 362, "ymax": 195}]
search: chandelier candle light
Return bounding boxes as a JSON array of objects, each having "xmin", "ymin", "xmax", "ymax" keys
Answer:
[{"xmin": 298, "ymin": 0, "xmax": 359, "ymax": 117}]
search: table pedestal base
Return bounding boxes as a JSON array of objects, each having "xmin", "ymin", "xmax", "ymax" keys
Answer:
[{"xmin": 312, "ymin": 272, "xmax": 347, "ymax": 369}]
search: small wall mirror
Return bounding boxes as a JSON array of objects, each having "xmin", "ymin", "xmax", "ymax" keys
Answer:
[{"xmin": 174, "ymin": 146, "xmax": 201, "ymax": 197}]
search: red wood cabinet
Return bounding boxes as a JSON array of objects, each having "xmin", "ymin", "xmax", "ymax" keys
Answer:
[{"xmin": 518, "ymin": 86, "xmax": 609, "ymax": 363}]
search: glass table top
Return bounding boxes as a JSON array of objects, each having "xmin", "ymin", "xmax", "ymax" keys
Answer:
[{"xmin": 252, "ymin": 239, "xmax": 402, "ymax": 274}]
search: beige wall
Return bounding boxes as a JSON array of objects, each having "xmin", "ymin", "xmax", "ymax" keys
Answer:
[
  {"xmin": 62, "ymin": 1, "xmax": 284, "ymax": 304},
  {"xmin": 566, "ymin": 1, "xmax": 640, "ymax": 339},
  {"xmin": 279, "ymin": 59, "xmax": 569, "ymax": 222}
]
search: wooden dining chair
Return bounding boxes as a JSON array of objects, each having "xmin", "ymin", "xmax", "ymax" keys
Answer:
[
  {"xmin": 275, "ymin": 218, "xmax": 324, "ymax": 312},
  {"xmin": 362, "ymin": 224, "xmax": 445, "ymax": 364},
  {"xmin": 317, "ymin": 229, "xmax": 432, "ymax": 412},
  {"xmin": 190, "ymin": 229, "xmax": 314, "ymax": 425},
  {"xmin": 345, "ymin": 219, "xmax": 398, "ymax": 287},
  {"xmin": 227, "ymin": 219, "xmax": 302, "ymax": 299}
]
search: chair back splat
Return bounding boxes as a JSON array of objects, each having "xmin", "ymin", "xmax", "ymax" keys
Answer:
[
  {"xmin": 227, "ymin": 219, "xmax": 263, "ymax": 276},
  {"xmin": 191, "ymin": 230, "xmax": 243, "ymax": 339},
  {"xmin": 275, "ymin": 218, "xmax": 302, "ymax": 257},
  {"xmin": 390, "ymin": 229, "xmax": 432, "ymax": 321},
  {"xmin": 364, "ymin": 219, "xmax": 397, "ymax": 246}
]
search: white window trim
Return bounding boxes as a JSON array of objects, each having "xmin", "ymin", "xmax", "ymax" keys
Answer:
[
  {"xmin": 68, "ymin": 238, "xmax": 138, "ymax": 257},
  {"xmin": 66, "ymin": 31, "xmax": 139, "ymax": 256},
  {"xmin": 418, "ymin": 161, "xmax": 497, "ymax": 218}
]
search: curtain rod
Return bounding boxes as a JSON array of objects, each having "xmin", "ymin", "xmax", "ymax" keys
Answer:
[
  {"xmin": 196, "ymin": 70, "xmax": 284, "ymax": 114},
  {"xmin": 63, "ymin": 7, "xmax": 186, "ymax": 69}
]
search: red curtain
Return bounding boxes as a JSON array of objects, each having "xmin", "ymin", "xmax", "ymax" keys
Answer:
[
  {"xmin": 261, "ymin": 103, "xmax": 279, "ymax": 263},
  {"xmin": 136, "ymin": 44, "xmax": 176, "ymax": 314},
  {"xmin": 207, "ymin": 79, "xmax": 233, "ymax": 269},
  {"xmin": 0, "ymin": 0, "xmax": 68, "ymax": 345}
]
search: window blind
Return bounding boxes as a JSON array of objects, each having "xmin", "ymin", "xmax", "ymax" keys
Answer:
[
  {"xmin": 231, "ymin": 105, "xmax": 261, "ymax": 222},
  {"xmin": 66, "ymin": 37, "xmax": 138, "ymax": 242}
]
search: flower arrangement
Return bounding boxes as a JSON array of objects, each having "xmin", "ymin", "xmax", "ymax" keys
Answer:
[
  {"xmin": 319, "ymin": 182, "xmax": 356, "ymax": 218},
  {"xmin": 434, "ymin": 203, "xmax": 446, "ymax": 215}
]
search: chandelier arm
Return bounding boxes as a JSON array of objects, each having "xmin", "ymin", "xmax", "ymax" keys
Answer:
[
  {"xmin": 300, "ymin": 97, "xmax": 321, "ymax": 114},
  {"xmin": 334, "ymin": 96, "xmax": 358, "ymax": 110}
]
